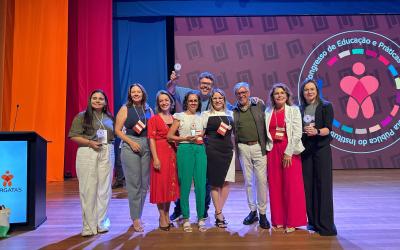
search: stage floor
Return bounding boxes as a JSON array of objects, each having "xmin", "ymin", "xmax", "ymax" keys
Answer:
[{"xmin": 1, "ymin": 169, "xmax": 400, "ymax": 250}]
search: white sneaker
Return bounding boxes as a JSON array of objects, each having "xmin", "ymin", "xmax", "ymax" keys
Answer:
[{"xmin": 98, "ymin": 226, "xmax": 109, "ymax": 233}]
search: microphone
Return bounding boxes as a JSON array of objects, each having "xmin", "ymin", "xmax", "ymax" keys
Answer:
[{"xmin": 12, "ymin": 104, "xmax": 20, "ymax": 132}]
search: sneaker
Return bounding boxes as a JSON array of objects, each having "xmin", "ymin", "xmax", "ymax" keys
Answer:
[
  {"xmin": 170, "ymin": 211, "xmax": 182, "ymax": 221},
  {"xmin": 97, "ymin": 226, "xmax": 109, "ymax": 233},
  {"xmin": 259, "ymin": 214, "xmax": 271, "ymax": 229},
  {"xmin": 243, "ymin": 211, "xmax": 258, "ymax": 225}
]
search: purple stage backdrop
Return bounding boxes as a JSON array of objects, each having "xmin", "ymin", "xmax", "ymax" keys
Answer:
[{"xmin": 174, "ymin": 15, "xmax": 400, "ymax": 169}]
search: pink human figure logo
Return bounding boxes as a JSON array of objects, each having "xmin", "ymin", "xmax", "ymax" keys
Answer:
[{"xmin": 340, "ymin": 62, "xmax": 379, "ymax": 119}]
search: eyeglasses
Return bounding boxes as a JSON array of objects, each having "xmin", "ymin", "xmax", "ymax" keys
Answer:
[
  {"xmin": 200, "ymin": 81, "xmax": 212, "ymax": 86},
  {"xmin": 235, "ymin": 90, "xmax": 249, "ymax": 96}
]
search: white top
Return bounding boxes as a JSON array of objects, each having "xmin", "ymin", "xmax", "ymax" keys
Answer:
[
  {"xmin": 201, "ymin": 110, "xmax": 234, "ymax": 128},
  {"xmin": 173, "ymin": 112, "xmax": 204, "ymax": 143},
  {"xmin": 265, "ymin": 104, "xmax": 305, "ymax": 156}
]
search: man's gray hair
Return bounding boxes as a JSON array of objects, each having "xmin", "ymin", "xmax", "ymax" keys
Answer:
[{"xmin": 233, "ymin": 82, "xmax": 250, "ymax": 94}]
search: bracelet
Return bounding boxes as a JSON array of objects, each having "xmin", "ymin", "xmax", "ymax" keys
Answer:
[
  {"xmin": 317, "ymin": 129, "xmax": 321, "ymax": 135},
  {"xmin": 87, "ymin": 139, "xmax": 91, "ymax": 147}
]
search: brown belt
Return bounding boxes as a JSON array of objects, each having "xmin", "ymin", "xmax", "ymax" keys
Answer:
[{"xmin": 241, "ymin": 141, "xmax": 258, "ymax": 145}]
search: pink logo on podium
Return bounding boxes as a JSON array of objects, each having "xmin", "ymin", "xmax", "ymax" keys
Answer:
[{"xmin": 340, "ymin": 62, "xmax": 379, "ymax": 119}]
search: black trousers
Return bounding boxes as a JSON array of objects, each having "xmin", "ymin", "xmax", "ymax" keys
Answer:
[
  {"xmin": 173, "ymin": 180, "xmax": 211, "ymax": 216},
  {"xmin": 114, "ymin": 143, "xmax": 125, "ymax": 182},
  {"xmin": 302, "ymin": 144, "xmax": 337, "ymax": 236}
]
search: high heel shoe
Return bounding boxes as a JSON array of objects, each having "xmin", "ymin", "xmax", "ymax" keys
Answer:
[
  {"xmin": 159, "ymin": 218, "xmax": 170, "ymax": 231},
  {"xmin": 215, "ymin": 211, "xmax": 227, "ymax": 228},
  {"xmin": 159, "ymin": 224, "xmax": 170, "ymax": 231}
]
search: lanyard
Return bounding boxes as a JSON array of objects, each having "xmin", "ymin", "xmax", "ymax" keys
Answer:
[
  {"xmin": 94, "ymin": 112, "xmax": 105, "ymax": 129},
  {"xmin": 218, "ymin": 113, "xmax": 231, "ymax": 127},
  {"xmin": 133, "ymin": 105, "xmax": 147, "ymax": 125}
]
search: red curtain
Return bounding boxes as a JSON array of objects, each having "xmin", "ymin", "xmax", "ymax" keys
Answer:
[{"xmin": 65, "ymin": 0, "xmax": 114, "ymax": 177}]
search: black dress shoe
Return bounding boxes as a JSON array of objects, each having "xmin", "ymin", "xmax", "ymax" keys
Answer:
[
  {"xmin": 319, "ymin": 230, "xmax": 337, "ymax": 236},
  {"xmin": 243, "ymin": 211, "xmax": 258, "ymax": 225},
  {"xmin": 259, "ymin": 213, "xmax": 270, "ymax": 229},
  {"xmin": 319, "ymin": 225, "xmax": 337, "ymax": 236},
  {"xmin": 112, "ymin": 181, "xmax": 124, "ymax": 189}
]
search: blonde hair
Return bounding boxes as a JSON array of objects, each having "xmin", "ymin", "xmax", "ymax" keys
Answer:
[{"xmin": 209, "ymin": 88, "xmax": 227, "ymax": 113}]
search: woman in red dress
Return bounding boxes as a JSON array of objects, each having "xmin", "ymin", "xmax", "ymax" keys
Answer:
[
  {"xmin": 265, "ymin": 83, "xmax": 307, "ymax": 233},
  {"xmin": 148, "ymin": 90, "xmax": 179, "ymax": 231}
]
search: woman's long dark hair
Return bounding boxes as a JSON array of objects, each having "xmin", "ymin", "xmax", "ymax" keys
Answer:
[
  {"xmin": 182, "ymin": 90, "xmax": 202, "ymax": 112},
  {"xmin": 126, "ymin": 83, "xmax": 148, "ymax": 108},
  {"xmin": 83, "ymin": 89, "xmax": 113, "ymax": 134}
]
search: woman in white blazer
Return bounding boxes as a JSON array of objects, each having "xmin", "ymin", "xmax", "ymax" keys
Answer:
[{"xmin": 265, "ymin": 83, "xmax": 307, "ymax": 233}]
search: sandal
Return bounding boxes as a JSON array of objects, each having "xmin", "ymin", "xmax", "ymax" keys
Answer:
[
  {"xmin": 272, "ymin": 225, "xmax": 284, "ymax": 231},
  {"xmin": 198, "ymin": 219, "xmax": 207, "ymax": 232},
  {"xmin": 215, "ymin": 211, "xmax": 227, "ymax": 228},
  {"xmin": 133, "ymin": 220, "xmax": 144, "ymax": 232},
  {"xmin": 159, "ymin": 225, "xmax": 170, "ymax": 231},
  {"xmin": 285, "ymin": 227, "xmax": 296, "ymax": 233},
  {"xmin": 159, "ymin": 218, "xmax": 170, "ymax": 231},
  {"xmin": 183, "ymin": 221, "xmax": 192, "ymax": 233}
]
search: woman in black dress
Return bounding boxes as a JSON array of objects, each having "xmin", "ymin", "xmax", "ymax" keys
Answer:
[{"xmin": 202, "ymin": 89, "xmax": 235, "ymax": 228}]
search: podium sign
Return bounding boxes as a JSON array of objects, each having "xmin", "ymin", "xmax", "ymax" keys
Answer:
[
  {"xmin": 0, "ymin": 132, "xmax": 47, "ymax": 229},
  {"xmin": 0, "ymin": 141, "xmax": 28, "ymax": 223}
]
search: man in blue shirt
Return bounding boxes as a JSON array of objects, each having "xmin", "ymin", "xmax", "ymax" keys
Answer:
[{"xmin": 167, "ymin": 71, "xmax": 215, "ymax": 221}]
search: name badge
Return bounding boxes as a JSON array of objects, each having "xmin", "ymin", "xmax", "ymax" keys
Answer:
[
  {"xmin": 217, "ymin": 122, "xmax": 231, "ymax": 136},
  {"xmin": 190, "ymin": 123, "xmax": 197, "ymax": 136},
  {"xmin": 96, "ymin": 129, "xmax": 108, "ymax": 144},
  {"xmin": 133, "ymin": 120, "xmax": 146, "ymax": 134},
  {"xmin": 195, "ymin": 135, "xmax": 204, "ymax": 144},
  {"xmin": 274, "ymin": 127, "xmax": 285, "ymax": 140}
]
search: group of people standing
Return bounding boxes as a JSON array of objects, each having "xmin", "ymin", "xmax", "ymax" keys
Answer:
[{"xmin": 68, "ymin": 71, "xmax": 337, "ymax": 237}]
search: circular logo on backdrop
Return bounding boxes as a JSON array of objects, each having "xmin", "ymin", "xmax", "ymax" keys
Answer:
[{"xmin": 298, "ymin": 30, "xmax": 400, "ymax": 154}]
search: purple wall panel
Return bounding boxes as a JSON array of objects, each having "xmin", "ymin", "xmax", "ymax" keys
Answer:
[{"xmin": 174, "ymin": 15, "xmax": 400, "ymax": 169}]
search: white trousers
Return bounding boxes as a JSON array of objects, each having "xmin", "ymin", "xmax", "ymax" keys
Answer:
[
  {"xmin": 76, "ymin": 144, "xmax": 114, "ymax": 234},
  {"xmin": 238, "ymin": 143, "xmax": 268, "ymax": 214}
]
